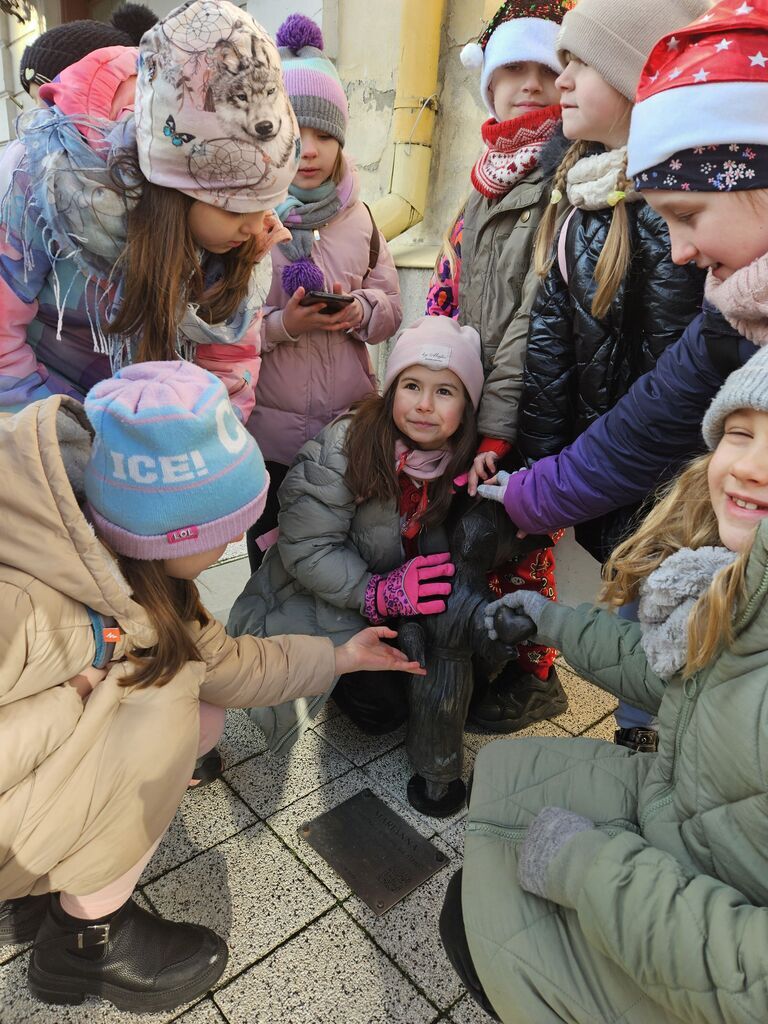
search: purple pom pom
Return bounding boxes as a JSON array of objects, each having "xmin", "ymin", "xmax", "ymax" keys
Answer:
[
  {"xmin": 276, "ymin": 14, "xmax": 324, "ymax": 53},
  {"xmin": 282, "ymin": 258, "xmax": 325, "ymax": 295}
]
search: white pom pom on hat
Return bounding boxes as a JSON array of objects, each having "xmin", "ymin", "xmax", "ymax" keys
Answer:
[{"xmin": 461, "ymin": 41, "xmax": 484, "ymax": 68}]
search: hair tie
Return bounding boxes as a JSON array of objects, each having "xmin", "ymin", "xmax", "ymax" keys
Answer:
[
  {"xmin": 550, "ymin": 188, "xmax": 563, "ymax": 205},
  {"xmin": 607, "ymin": 190, "xmax": 626, "ymax": 207}
]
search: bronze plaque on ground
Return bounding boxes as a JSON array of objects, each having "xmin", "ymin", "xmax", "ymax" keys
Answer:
[{"xmin": 299, "ymin": 788, "xmax": 450, "ymax": 915}]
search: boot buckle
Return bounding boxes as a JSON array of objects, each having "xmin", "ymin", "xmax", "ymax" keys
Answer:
[{"xmin": 76, "ymin": 922, "xmax": 110, "ymax": 949}]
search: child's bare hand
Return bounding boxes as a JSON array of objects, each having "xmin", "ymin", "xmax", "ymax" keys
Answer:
[
  {"xmin": 334, "ymin": 627, "xmax": 427, "ymax": 677},
  {"xmin": 468, "ymin": 451, "xmax": 498, "ymax": 496},
  {"xmin": 66, "ymin": 664, "xmax": 108, "ymax": 700}
]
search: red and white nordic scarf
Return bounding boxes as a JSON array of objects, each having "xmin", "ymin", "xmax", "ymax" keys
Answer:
[{"xmin": 471, "ymin": 105, "xmax": 560, "ymax": 199}]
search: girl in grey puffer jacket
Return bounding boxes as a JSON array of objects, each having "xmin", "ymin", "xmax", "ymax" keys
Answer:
[{"xmin": 228, "ymin": 317, "xmax": 484, "ymax": 751}]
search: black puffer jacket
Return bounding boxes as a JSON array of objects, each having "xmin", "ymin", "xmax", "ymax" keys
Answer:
[{"xmin": 518, "ymin": 202, "xmax": 705, "ymax": 464}]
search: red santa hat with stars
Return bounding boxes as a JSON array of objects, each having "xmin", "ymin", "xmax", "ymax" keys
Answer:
[{"xmin": 627, "ymin": 0, "xmax": 768, "ymax": 179}]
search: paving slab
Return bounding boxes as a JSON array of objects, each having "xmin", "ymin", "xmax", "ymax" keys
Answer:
[
  {"xmin": 144, "ymin": 824, "xmax": 335, "ymax": 987},
  {"xmin": 214, "ymin": 907, "xmax": 437, "ymax": 1024},
  {"xmin": 551, "ymin": 664, "xmax": 618, "ymax": 736},
  {"xmin": 140, "ymin": 782, "xmax": 256, "ymax": 885},
  {"xmin": 218, "ymin": 709, "xmax": 268, "ymax": 769},
  {"xmin": 344, "ymin": 836, "xmax": 459, "ymax": 1010},
  {"xmin": 450, "ymin": 993, "xmax": 497, "ymax": 1023},
  {"xmin": 313, "ymin": 714, "xmax": 406, "ymax": 766},
  {"xmin": 580, "ymin": 714, "xmax": 619, "ymax": 742},
  {"xmin": 224, "ymin": 730, "xmax": 354, "ymax": 819}
]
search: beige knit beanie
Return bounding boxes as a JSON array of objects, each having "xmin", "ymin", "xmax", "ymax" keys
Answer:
[{"xmin": 556, "ymin": 0, "xmax": 712, "ymax": 100}]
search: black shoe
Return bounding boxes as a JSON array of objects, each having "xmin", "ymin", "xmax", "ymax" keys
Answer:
[
  {"xmin": 614, "ymin": 727, "xmax": 658, "ymax": 753},
  {"xmin": 468, "ymin": 666, "xmax": 568, "ymax": 734},
  {"xmin": 28, "ymin": 896, "xmax": 228, "ymax": 1012},
  {"xmin": 191, "ymin": 746, "xmax": 223, "ymax": 788},
  {"xmin": 0, "ymin": 895, "xmax": 49, "ymax": 945}
]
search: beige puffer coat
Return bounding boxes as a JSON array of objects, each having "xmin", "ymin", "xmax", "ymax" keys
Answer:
[{"xmin": 0, "ymin": 397, "xmax": 335, "ymax": 900}]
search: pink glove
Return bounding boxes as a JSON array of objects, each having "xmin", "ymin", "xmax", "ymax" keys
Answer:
[{"xmin": 363, "ymin": 552, "xmax": 455, "ymax": 624}]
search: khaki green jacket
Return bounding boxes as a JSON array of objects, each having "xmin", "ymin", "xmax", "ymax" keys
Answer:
[{"xmin": 464, "ymin": 521, "xmax": 768, "ymax": 1023}]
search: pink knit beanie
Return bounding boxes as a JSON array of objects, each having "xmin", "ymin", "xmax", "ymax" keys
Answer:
[
  {"xmin": 383, "ymin": 317, "xmax": 485, "ymax": 410},
  {"xmin": 134, "ymin": 0, "xmax": 301, "ymax": 212}
]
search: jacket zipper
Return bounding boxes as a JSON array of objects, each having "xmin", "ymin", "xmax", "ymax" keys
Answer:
[{"xmin": 638, "ymin": 672, "xmax": 700, "ymax": 831}]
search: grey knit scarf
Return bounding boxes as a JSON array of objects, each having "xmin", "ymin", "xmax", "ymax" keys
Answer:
[{"xmin": 638, "ymin": 546, "xmax": 738, "ymax": 677}]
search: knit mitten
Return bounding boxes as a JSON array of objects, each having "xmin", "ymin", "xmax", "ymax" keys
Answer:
[
  {"xmin": 484, "ymin": 590, "xmax": 551, "ymax": 638},
  {"xmin": 517, "ymin": 806, "xmax": 594, "ymax": 899},
  {"xmin": 363, "ymin": 552, "xmax": 455, "ymax": 624}
]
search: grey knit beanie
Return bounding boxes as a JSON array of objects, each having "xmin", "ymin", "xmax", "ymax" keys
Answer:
[
  {"xmin": 702, "ymin": 346, "xmax": 768, "ymax": 450},
  {"xmin": 556, "ymin": 0, "xmax": 712, "ymax": 100}
]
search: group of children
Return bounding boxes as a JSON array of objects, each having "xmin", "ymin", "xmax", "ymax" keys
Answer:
[{"xmin": 2, "ymin": 0, "xmax": 768, "ymax": 1020}]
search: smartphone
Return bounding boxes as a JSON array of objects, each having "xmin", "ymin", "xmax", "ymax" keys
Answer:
[{"xmin": 298, "ymin": 290, "xmax": 356, "ymax": 314}]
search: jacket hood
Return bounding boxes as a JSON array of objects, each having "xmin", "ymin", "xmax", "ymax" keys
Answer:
[
  {"xmin": 39, "ymin": 46, "xmax": 138, "ymax": 148},
  {"xmin": 0, "ymin": 396, "xmax": 153, "ymax": 641}
]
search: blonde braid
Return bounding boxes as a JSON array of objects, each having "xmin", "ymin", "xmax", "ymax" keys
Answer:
[
  {"xmin": 533, "ymin": 139, "xmax": 590, "ymax": 278},
  {"xmin": 592, "ymin": 155, "xmax": 633, "ymax": 318}
]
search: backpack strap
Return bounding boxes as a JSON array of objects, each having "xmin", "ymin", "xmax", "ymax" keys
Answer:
[
  {"xmin": 361, "ymin": 202, "xmax": 381, "ymax": 282},
  {"xmin": 85, "ymin": 607, "xmax": 121, "ymax": 669}
]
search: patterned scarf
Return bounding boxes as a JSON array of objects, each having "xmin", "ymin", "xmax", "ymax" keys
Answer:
[
  {"xmin": 471, "ymin": 105, "xmax": 560, "ymax": 200},
  {"xmin": 9, "ymin": 107, "xmax": 269, "ymax": 370},
  {"xmin": 275, "ymin": 158, "xmax": 356, "ymax": 293}
]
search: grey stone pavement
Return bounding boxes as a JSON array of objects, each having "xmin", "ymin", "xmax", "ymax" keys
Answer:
[{"xmin": 0, "ymin": 553, "xmax": 616, "ymax": 1024}]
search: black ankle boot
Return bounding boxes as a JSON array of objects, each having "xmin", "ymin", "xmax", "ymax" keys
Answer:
[
  {"xmin": 191, "ymin": 746, "xmax": 223, "ymax": 788},
  {"xmin": 0, "ymin": 895, "xmax": 49, "ymax": 944},
  {"xmin": 28, "ymin": 895, "xmax": 228, "ymax": 1012},
  {"xmin": 467, "ymin": 666, "xmax": 568, "ymax": 734}
]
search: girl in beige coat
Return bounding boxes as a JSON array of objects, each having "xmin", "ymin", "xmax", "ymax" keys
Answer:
[{"xmin": 0, "ymin": 361, "xmax": 420, "ymax": 1014}]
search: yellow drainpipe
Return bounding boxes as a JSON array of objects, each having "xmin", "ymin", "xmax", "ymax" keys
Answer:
[{"xmin": 370, "ymin": 0, "xmax": 447, "ymax": 241}]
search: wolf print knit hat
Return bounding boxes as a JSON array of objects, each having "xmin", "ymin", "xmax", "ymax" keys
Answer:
[
  {"xmin": 628, "ymin": 0, "xmax": 768, "ymax": 186},
  {"xmin": 556, "ymin": 0, "xmax": 712, "ymax": 100},
  {"xmin": 84, "ymin": 362, "xmax": 269, "ymax": 560},
  {"xmin": 19, "ymin": 4, "xmax": 156, "ymax": 94},
  {"xmin": 134, "ymin": 0, "xmax": 301, "ymax": 212},
  {"xmin": 275, "ymin": 14, "xmax": 349, "ymax": 147},
  {"xmin": 461, "ymin": 0, "xmax": 570, "ymax": 118},
  {"xmin": 383, "ymin": 317, "xmax": 486, "ymax": 410}
]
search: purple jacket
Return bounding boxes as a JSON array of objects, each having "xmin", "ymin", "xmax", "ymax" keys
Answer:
[{"xmin": 503, "ymin": 307, "xmax": 757, "ymax": 534}]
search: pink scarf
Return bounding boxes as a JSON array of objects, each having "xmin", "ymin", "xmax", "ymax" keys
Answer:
[
  {"xmin": 705, "ymin": 251, "xmax": 768, "ymax": 345},
  {"xmin": 471, "ymin": 105, "xmax": 560, "ymax": 200},
  {"xmin": 395, "ymin": 440, "xmax": 452, "ymax": 481}
]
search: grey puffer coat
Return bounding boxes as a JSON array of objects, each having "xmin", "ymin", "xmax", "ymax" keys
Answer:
[{"xmin": 227, "ymin": 416, "xmax": 405, "ymax": 749}]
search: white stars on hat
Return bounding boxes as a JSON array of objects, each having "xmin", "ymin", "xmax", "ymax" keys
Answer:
[
  {"xmin": 714, "ymin": 38, "xmax": 733, "ymax": 52},
  {"xmin": 735, "ymin": 2, "xmax": 754, "ymax": 14},
  {"xmin": 668, "ymin": 68, "xmax": 683, "ymax": 80},
  {"xmin": 749, "ymin": 51, "xmax": 768, "ymax": 67},
  {"xmin": 692, "ymin": 67, "xmax": 710, "ymax": 82},
  {"xmin": 667, "ymin": 36, "xmax": 680, "ymax": 51}
]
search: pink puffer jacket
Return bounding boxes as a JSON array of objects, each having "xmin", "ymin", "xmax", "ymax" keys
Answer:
[{"xmin": 248, "ymin": 177, "xmax": 402, "ymax": 465}]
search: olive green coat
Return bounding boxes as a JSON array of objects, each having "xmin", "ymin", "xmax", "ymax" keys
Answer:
[{"xmin": 464, "ymin": 522, "xmax": 768, "ymax": 1023}]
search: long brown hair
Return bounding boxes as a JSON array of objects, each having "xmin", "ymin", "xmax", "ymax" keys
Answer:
[
  {"xmin": 533, "ymin": 138, "xmax": 633, "ymax": 319},
  {"xmin": 343, "ymin": 383, "xmax": 477, "ymax": 530},
  {"xmin": 601, "ymin": 455, "xmax": 750, "ymax": 677},
  {"xmin": 115, "ymin": 554, "xmax": 210, "ymax": 689},
  {"xmin": 108, "ymin": 153, "xmax": 263, "ymax": 362}
]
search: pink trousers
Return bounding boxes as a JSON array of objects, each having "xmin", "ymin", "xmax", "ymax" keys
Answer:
[{"xmin": 59, "ymin": 702, "xmax": 225, "ymax": 920}]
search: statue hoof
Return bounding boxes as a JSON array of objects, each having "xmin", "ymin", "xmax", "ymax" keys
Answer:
[{"xmin": 407, "ymin": 774, "xmax": 466, "ymax": 818}]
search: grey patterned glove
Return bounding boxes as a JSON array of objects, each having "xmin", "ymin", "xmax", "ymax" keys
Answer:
[
  {"xmin": 484, "ymin": 590, "xmax": 551, "ymax": 639},
  {"xmin": 517, "ymin": 806, "xmax": 594, "ymax": 899}
]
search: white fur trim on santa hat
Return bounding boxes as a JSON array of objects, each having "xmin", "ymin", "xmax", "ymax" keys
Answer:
[
  {"xmin": 628, "ymin": 81, "xmax": 768, "ymax": 177},
  {"xmin": 479, "ymin": 18, "xmax": 561, "ymax": 118}
]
